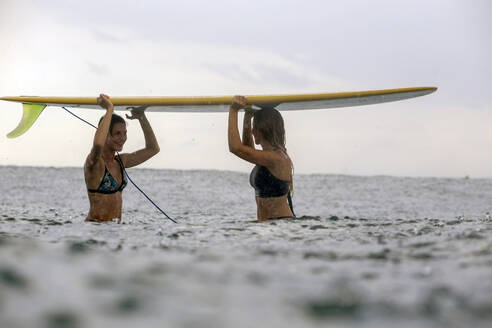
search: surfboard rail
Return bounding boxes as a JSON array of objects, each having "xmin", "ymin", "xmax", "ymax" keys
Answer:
[{"xmin": 1, "ymin": 86, "xmax": 437, "ymax": 138}]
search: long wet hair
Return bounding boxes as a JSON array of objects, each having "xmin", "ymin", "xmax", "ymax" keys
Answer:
[
  {"xmin": 253, "ymin": 108, "xmax": 294, "ymax": 194},
  {"xmin": 253, "ymin": 108, "xmax": 286, "ymax": 152},
  {"xmin": 98, "ymin": 114, "xmax": 126, "ymax": 135}
]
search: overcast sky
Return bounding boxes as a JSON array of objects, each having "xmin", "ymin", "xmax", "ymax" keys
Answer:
[{"xmin": 0, "ymin": 0, "xmax": 491, "ymax": 177}]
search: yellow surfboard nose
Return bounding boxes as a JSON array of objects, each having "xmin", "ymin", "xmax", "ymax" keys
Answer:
[{"xmin": 7, "ymin": 103, "xmax": 47, "ymax": 138}]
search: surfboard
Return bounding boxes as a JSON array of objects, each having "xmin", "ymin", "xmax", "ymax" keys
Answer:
[{"xmin": 1, "ymin": 86, "xmax": 436, "ymax": 138}]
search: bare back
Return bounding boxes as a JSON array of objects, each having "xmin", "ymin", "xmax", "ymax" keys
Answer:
[{"xmin": 254, "ymin": 150, "xmax": 293, "ymax": 220}]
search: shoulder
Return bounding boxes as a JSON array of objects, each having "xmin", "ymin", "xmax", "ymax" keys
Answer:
[
  {"xmin": 116, "ymin": 153, "xmax": 129, "ymax": 167},
  {"xmin": 265, "ymin": 150, "xmax": 292, "ymax": 178},
  {"xmin": 271, "ymin": 149, "xmax": 291, "ymax": 166}
]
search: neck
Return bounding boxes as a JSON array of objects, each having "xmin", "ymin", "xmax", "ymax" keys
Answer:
[{"xmin": 102, "ymin": 147, "xmax": 116, "ymax": 162}]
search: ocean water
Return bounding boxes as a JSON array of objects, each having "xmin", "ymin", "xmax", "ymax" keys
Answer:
[{"xmin": 0, "ymin": 166, "xmax": 491, "ymax": 328}]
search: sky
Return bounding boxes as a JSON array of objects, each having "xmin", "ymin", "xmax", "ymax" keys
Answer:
[{"xmin": 0, "ymin": 0, "xmax": 491, "ymax": 177}]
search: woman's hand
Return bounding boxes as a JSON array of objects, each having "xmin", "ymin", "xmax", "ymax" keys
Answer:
[
  {"xmin": 97, "ymin": 94, "xmax": 113, "ymax": 110},
  {"xmin": 118, "ymin": 107, "xmax": 159, "ymax": 168},
  {"xmin": 126, "ymin": 108, "xmax": 146, "ymax": 120},
  {"xmin": 230, "ymin": 95, "xmax": 249, "ymax": 111}
]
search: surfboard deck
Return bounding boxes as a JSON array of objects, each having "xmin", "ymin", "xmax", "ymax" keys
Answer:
[{"xmin": 1, "ymin": 86, "xmax": 437, "ymax": 137}]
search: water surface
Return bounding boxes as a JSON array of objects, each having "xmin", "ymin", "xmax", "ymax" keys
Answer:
[{"xmin": 0, "ymin": 166, "xmax": 491, "ymax": 328}]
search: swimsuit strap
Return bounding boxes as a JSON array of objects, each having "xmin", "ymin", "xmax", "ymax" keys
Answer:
[{"xmin": 115, "ymin": 155, "xmax": 127, "ymax": 191}]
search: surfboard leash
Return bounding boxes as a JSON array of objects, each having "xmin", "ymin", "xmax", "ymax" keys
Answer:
[{"xmin": 62, "ymin": 106, "xmax": 177, "ymax": 223}]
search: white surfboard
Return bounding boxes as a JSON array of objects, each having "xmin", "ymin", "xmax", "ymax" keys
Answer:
[{"xmin": 0, "ymin": 86, "xmax": 437, "ymax": 138}]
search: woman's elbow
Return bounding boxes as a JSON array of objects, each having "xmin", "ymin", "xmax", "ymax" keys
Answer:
[
  {"xmin": 152, "ymin": 145, "xmax": 160, "ymax": 156},
  {"xmin": 229, "ymin": 144, "xmax": 242, "ymax": 156}
]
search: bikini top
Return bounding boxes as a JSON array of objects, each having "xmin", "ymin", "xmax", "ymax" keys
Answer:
[
  {"xmin": 87, "ymin": 157, "xmax": 127, "ymax": 194},
  {"xmin": 250, "ymin": 165, "xmax": 290, "ymax": 198}
]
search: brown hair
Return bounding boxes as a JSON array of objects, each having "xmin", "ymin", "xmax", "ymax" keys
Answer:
[
  {"xmin": 98, "ymin": 114, "xmax": 126, "ymax": 135},
  {"xmin": 253, "ymin": 108, "xmax": 286, "ymax": 152},
  {"xmin": 253, "ymin": 108, "xmax": 294, "ymax": 193}
]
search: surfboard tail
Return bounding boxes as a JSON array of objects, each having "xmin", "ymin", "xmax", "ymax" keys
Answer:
[{"xmin": 7, "ymin": 103, "xmax": 47, "ymax": 138}]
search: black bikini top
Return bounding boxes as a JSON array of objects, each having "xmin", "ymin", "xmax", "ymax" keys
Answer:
[{"xmin": 250, "ymin": 165, "xmax": 290, "ymax": 198}]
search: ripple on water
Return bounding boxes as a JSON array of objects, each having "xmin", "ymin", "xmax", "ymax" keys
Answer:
[
  {"xmin": 408, "ymin": 252, "xmax": 434, "ymax": 260},
  {"xmin": 21, "ymin": 218, "xmax": 42, "ymax": 225},
  {"xmin": 88, "ymin": 274, "xmax": 117, "ymax": 289},
  {"xmin": 44, "ymin": 310, "xmax": 80, "ymax": 328},
  {"xmin": 0, "ymin": 266, "xmax": 29, "ymax": 291},
  {"xmin": 407, "ymin": 241, "xmax": 436, "ymax": 249},
  {"xmin": 67, "ymin": 239, "xmax": 108, "ymax": 254},
  {"xmin": 303, "ymin": 280, "xmax": 363, "ymax": 320},
  {"xmin": 455, "ymin": 230, "xmax": 485, "ymax": 240},
  {"xmin": 115, "ymin": 294, "xmax": 143, "ymax": 314},
  {"xmin": 367, "ymin": 248, "xmax": 391, "ymax": 261},
  {"xmin": 303, "ymin": 251, "xmax": 338, "ymax": 261},
  {"xmin": 0, "ymin": 232, "xmax": 13, "ymax": 247},
  {"xmin": 305, "ymin": 298, "xmax": 361, "ymax": 319},
  {"xmin": 167, "ymin": 230, "xmax": 193, "ymax": 239},
  {"xmin": 2, "ymin": 216, "xmax": 16, "ymax": 222},
  {"xmin": 309, "ymin": 225, "xmax": 330, "ymax": 230},
  {"xmin": 472, "ymin": 245, "xmax": 492, "ymax": 257}
]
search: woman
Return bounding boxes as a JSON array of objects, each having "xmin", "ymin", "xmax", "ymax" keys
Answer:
[
  {"xmin": 84, "ymin": 94, "xmax": 160, "ymax": 222},
  {"xmin": 228, "ymin": 95, "xmax": 294, "ymax": 221}
]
